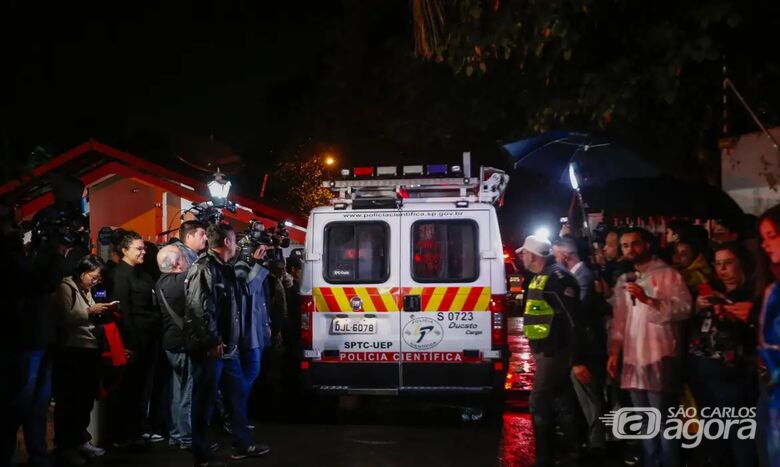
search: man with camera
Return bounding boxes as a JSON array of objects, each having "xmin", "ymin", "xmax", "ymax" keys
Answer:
[
  {"xmin": 185, "ymin": 224, "xmax": 269, "ymax": 467},
  {"xmin": 2, "ymin": 201, "xmax": 72, "ymax": 467},
  {"xmin": 231, "ymin": 242, "xmax": 273, "ymax": 430},
  {"xmin": 607, "ymin": 227, "xmax": 691, "ymax": 467}
]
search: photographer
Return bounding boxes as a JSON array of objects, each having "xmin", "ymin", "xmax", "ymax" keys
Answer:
[
  {"xmin": 2, "ymin": 201, "xmax": 71, "ymax": 467},
  {"xmin": 232, "ymin": 244, "xmax": 272, "ymax": 432}
]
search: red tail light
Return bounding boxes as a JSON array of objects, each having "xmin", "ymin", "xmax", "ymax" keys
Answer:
[
  {"xmin": 300, "ymin": 295, "xmax": 314, "ymax": 348},
  {"xmin": 489, "ymin": 294, "xmax": 507, "ymax": 346}
]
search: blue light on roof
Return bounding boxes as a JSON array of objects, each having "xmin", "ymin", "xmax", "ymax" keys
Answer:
[{"xmin": 426, "ymin": 164, "xmax": 447, "ymax": 175}]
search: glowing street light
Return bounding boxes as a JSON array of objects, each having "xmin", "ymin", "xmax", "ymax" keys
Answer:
[
  {"xmin": 208, "ymin": 168, "xmax": 232, "ymax": 208},
  {"xmin": 324, "ymin": 155, "xmax": 336, "ymax": 166}
]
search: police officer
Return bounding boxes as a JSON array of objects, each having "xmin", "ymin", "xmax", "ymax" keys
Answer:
[{"xmin": 517, "ymin": 235, "xmax": 589, "ymax": 467}]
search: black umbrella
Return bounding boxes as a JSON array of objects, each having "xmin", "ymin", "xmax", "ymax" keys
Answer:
[{"xmin": 503, "ymin": 132, "xmax": 661, "ymax": 187}]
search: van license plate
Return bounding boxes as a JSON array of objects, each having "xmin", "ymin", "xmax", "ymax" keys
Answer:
[{"xmin": 331, "ymin": 318, "xmax": 377, "ymax": 334}]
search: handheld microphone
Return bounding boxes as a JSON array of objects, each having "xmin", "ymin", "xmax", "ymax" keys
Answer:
[{"xmin": 625, "ymin": 271, "xmax": 638, "ymax": 306}]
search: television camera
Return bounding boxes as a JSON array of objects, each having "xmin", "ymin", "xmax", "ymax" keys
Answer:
[
  {"xmin": 236, "ymin": 219, "xmax": 291, "ymax": 265},
  {"xmin": 26, "ymin": 208, "xmax": 90, "ymax": 250},
  {"xmin": 182, "ymin": 197, "xmax": 237, "ymax": 226}
]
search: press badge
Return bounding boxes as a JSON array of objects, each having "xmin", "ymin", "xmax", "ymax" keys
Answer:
[{"xmin": 700, "ymin": 318, "xmax": 712, "ymax": 333}]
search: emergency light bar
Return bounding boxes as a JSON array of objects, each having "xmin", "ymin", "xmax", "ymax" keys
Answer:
[{"xmin": 324, "ymin": 153, "xmax": 510, "ymax": 208}]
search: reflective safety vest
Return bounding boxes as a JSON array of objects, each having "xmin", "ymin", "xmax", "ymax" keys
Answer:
[{"xmin": 524, "ymin": 274, "xmax": 554, "ymax": 340}]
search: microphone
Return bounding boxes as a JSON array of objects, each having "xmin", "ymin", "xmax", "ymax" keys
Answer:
[{"xmin": 625, "ymin": 271, "xmax": 638, "ymax": 306}]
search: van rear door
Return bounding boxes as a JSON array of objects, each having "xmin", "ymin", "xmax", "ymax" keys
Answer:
[
  {"xmin": 309, "ymin": 211, "xmax": 402, "ymax": 392},
  {"xmin": 398, "ymin": 207, "xmax": 493, "ymax": 390}
]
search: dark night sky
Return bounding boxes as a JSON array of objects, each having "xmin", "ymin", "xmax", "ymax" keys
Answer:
[
  {"xmin": 5, "ymin": 2, "xmax": 344, "ymax": 161},
  {"xmin": 5, "ymin": 1, "xmax": 779, "ymax": 237},
  {"xmin": 4, "ymin": 1, "xmax": 517, "ymax": 180}
]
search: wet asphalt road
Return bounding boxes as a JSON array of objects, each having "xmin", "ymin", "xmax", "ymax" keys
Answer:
[
  {"xmin": 97, "ymin": 398, "xmax": 523, "ymax": 467},
  {"xmin": 18, "ymin": 396, "xmax": 636, "ymax": 466},
  {"xmin": 72, "ymin": 398, "xmax": 532, "ymax": 467},
  {"xmin": 92, "ymin": 409, "xmax": 533, "ymax": 467}
]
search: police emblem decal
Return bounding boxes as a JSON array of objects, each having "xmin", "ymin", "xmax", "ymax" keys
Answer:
[{"xmin": 350, "ymin": 296, "xmax": 363, "ymax": 311}]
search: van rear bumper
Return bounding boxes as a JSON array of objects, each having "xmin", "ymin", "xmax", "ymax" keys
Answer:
[{"xmin": 302, "ymin": 361, "xmax": 505, "ymax": 395}]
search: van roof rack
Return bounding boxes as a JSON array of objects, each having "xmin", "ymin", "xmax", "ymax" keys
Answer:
[{"xmin": 322, "ymin": 153, "xmax": 509, "ymax": 208}]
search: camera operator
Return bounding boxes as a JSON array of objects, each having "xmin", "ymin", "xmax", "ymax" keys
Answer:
[
  {"xmin": 2, "ymin": 201, "xmax": 71, "ymax": 467},
  {"xmin": 184, "ymin": 223, "xmax": 269, "ymax": 467},
  {"xmin": 231, "ymin": 244, "xmax": 273, "ymax": 434}
]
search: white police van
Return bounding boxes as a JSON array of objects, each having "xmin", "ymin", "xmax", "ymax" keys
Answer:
[{"xmin": 299, "ymin": 155, "xmax": 510, "ymax": 396}]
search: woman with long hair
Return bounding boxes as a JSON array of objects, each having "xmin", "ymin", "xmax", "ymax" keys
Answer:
[{"xmin": 757, "ymin": 204, "xmax": 780, "ymax": 467}]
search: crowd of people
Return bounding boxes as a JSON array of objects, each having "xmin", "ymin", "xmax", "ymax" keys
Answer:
[
  {"xmin": 2, "ymin": 209, "xmax": 302, "ymax": 467},
  {"xmin": 6, "ymin": 175, "xmax": 780, "ymax": 467},
  {"xmin": 518, "ymin": 210, "xmax": 780, "ymax": 467}
]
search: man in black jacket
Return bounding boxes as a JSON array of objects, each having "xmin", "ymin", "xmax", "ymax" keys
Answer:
[
  {"xmin": 517, "ymin": 235, "xmax": 589, "ymax": 467},
  {"xmin": 156, "ymin": 245, "xmax": 193, "ymax": 449},
  {"xmin": 185, "ymin": 224, "xmax": 269, "ymax": 467},
  {"xmin": 553, "ymin": 238, "xmax": 608, "ymax": 457}
]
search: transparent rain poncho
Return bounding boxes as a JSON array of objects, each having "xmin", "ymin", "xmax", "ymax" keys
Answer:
[{"xmin": 609, "ymin": 258, "xmax": 692, "ymax": 392}]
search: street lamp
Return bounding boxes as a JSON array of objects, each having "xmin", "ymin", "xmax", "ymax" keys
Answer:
[
  {"xmin": 208, "ymin": 168, "xmax": 232, "ymax": 208},
  {"xmin": 324, "ymin": 154, "xmax": 336, "ymax": 167}
]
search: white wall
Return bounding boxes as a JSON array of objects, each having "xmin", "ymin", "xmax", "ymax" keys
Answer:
[{"xmin": 721, "ymin": 127, "xmax": 780, "ymax": 215}]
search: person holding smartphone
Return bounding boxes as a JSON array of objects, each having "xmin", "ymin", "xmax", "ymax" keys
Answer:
[
  {"xmin": 53, "ymin": 255, "xmax": 111, "ymax": 465},
  {"xmin": 687, "ymin": 242, "xmax": 758, "ymax": 467}
]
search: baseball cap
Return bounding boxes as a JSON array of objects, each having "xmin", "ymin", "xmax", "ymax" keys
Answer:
[{"xmin": 516, "ymin": 235, "xmax": 552, "ymax": 257}]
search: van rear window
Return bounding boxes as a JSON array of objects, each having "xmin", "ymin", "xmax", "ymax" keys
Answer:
[
  {"xmin": 412, "ymin": 220, "xmax": 478, "ymax": 282},
  {"xmin": 324, "ymin": 222, "xmax": 389, "ymax": 283}
]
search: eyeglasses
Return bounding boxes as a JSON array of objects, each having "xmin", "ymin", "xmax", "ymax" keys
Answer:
[
  {"xmin": 83, "ymin": 272, "xmax": 102, "ymax": 283},
  {"xmin": 130, "ymin": 246, "xmax": 146, "ymax": 252}
]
